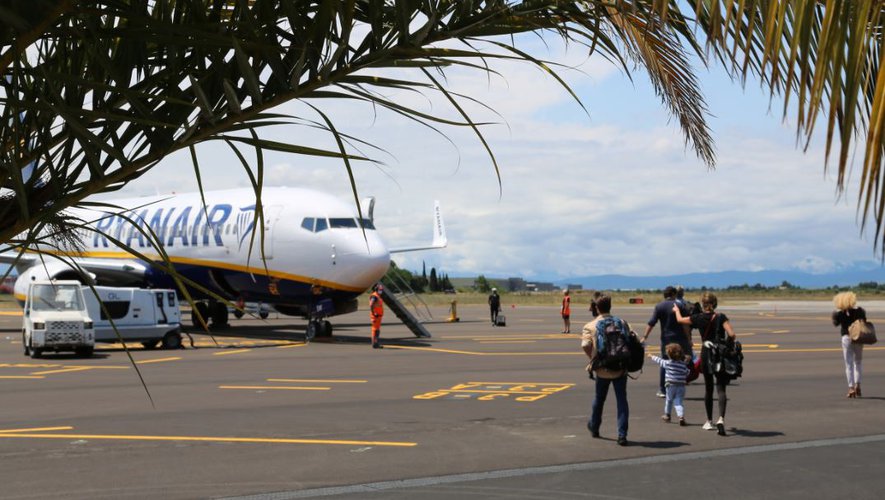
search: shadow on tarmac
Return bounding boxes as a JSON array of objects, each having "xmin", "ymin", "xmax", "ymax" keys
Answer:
[
  {"xmin": 27, "ymin": 352, "xmax": 112, "ymax": 360},
  {"xmin": 731, "ymin": 429, "xmax": 785, "ymax": 438},
  {"xmin": 622, "ymin": 439, "xmax": 690, "ymax": 449}
]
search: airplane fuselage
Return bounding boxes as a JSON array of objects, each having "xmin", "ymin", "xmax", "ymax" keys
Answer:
[{"xmin": 13, "ymin": 187, "xmax": 391, "ymax": 318}]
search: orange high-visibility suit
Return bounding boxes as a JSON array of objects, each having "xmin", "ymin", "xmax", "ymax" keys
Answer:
[{"xmin": 369, "ymin": 290, "xmax": 384, "ymax": 347}]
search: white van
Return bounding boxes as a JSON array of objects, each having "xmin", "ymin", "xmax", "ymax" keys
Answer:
[
  {"xmin": 82, "ymin": 287, "xmax": 183, "ymax": 349},
  {"xmin": 23, "ymin": 280, "xmax": 95, "ymax": 358}
]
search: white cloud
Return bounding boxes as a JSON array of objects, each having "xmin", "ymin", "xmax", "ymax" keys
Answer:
[{"xmin": 106, "ymin": 36, "xmax": 878, "ymax": 281}]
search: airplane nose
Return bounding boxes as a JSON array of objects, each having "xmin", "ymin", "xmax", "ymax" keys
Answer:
[{"xmin": 336, "ymin": 232, "xmax": 390, "ymax": 289}]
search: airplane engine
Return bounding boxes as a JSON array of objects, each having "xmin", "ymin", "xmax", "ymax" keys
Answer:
[{"xmin": 13, "ymin": 262, "xmax": 95, "ymax": 302}]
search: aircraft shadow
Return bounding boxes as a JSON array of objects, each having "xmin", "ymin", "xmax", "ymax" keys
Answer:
[
  {"xmin": 178, "ymin": 322, "xmax": 434, "ymax": 348},
  {"xmin": 315, "ymin": 334, "xmax": 434, "ymax": 348}
]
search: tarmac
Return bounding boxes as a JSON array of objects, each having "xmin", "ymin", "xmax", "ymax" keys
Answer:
[{"xmin": 0, "ymin": 300, "xmax": 883, "ymax": 499}]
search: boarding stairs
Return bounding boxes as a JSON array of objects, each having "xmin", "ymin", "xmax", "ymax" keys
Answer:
[{"xmin": 379, "ymin": 271, "xmax": 432, "ymax": 338}]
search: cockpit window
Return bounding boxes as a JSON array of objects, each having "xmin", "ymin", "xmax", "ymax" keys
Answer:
[
  {"xmin": 302, "ymin": 217, "xmax": 371, "ymax": 232},
  {"xmin": 329, "ymin": 218, "xmax": 358, "ymax": 229}
]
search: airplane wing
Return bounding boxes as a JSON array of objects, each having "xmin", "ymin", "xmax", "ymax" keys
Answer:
[
  {"xmin": 0, "ymin": 248, "xmax": 39, "ymax": 275},
  {"xmin": 389, "ymin": 200, "xmax": 448, "ymax": 253},
  {"xmin": 0, "ymin": 247, "xmax": 148, "ymax": 283}
]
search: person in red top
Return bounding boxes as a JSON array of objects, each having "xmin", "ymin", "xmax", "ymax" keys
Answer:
[
  {"xmin": 561, "ymin": 289, "xmax": 571, "ymax": 333},
  {"xmin": 369, "ymin": 283, "xmax": 384, "ymax": 349}
]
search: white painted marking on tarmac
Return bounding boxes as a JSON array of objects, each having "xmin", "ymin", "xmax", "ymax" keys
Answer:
[{"xmin": 220, "ymin": 434, "xmax": 885, "ymax": 499}]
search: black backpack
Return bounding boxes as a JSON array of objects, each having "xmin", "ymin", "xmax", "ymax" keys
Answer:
[
  {"xmin": 594, "ymin": 316, "xmax": 631, "ymax": 371},
  {"xmin": 625, "ymin": 331, "xmax": 645, "ymax": 373}
]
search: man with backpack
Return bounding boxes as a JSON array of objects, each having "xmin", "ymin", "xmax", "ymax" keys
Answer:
[{"xmin": 581, "ymin": 293, "xmax": 632, "ymax": 446}]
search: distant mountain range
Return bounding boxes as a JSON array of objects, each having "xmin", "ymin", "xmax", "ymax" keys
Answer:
[{"xmin": 555, "ymin": 262, "xmax": 885, "ymax": 290}]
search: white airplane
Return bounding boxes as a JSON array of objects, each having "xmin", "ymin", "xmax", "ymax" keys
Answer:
[{"xmin": 3, "ymin": 186, "xmax": 447, "ymax": 337}]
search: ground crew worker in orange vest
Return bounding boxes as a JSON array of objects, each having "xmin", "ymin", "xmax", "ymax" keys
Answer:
[
  {"xmin": 562, "ymin": 289, "xmax": 571, "ymax": 334},
  {"xmin": 369, "ymin": 283, "xmax": 384, "ymax": 349}
]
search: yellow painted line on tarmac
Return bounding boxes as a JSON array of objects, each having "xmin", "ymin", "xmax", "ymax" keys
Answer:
[
  {"xmin": 770, "ymin": 329, "xmax": 791, "ymax": 334},
  {"xmin": 0, "ymin": 310, "xmax": 22, "ymax": 316},
  {"xmin": 267, "ymin": 379, "xmax": 366, "ymax": 384},
  {"xmin": 467, "ymin": 351, "xmax": 577, "ymax": 356},
  {"xmin": 30, "ymin": 367, "xmax": 93, "ymax": 375},
  {"xmin": 383, "ymin": 345, "xmax": 578, "ymax": 356},
  {"xmin": 213, "ymin": 349, "xmax": 251, "ymax": 356},
  {"xmin": 136, "ymin": 357, "xmax": 181, "ymax": 365},
  {"xmin": 275, "ymin": 343, "xmax": 307, "ymax": 349},
  {"xmin": 0, "ymin": 375, "xmax": 44, "ymax": 379},
  {"xmin": 219, "ymin": 385, "xmax": 331, "ymax": 391},
  {"xmin": 384, "ymin": 345, "xmax": 484, "ymax": 355},
  {"xmin": 1, "ymin": 363, "xmax": 129, "ymax": 370},
  {"xmin": 0, "ymin": 363, "xmax": 60, "ymax": 368},
  {"xmin": 466, "ymin": 382, "xmax": 575, "ymax": 386},
  {"xmin": 0, "ymin": 426, "xmax": 73, "ymax": 434},
  {"xmin": 472, "ymin": 336, "xmax": 569, "ymax": 341},
  {"xmin": 0, "ymin": 430, "xmax": 416, "ymax": 447},
  {"xmin": 754, "ymin": 314, "xmax": 832, "ymax": 321},
  {"xmin": 447, "ymin": 334, "xmax": 570, "ymax": 340},
  {"xmin": 478, "ymin": 341, "xmax": 537, "ymax": 344},
  {"xmin": 744, "ymin": 346, "xmax": 885, "ymax": 353}
]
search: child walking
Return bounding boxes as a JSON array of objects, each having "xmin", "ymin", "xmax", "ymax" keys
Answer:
[{"xmin": 650, "ymin": 343, "xmax": 691, "ymax": 425}]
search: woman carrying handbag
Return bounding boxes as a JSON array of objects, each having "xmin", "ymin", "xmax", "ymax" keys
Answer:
[
  {"xmin": 674, "ymin": 292, "xmax": 737, "ymax": 436},
  {"xmin": 832, "ymin": 292, "xmax": 866, "ymax": 398}
]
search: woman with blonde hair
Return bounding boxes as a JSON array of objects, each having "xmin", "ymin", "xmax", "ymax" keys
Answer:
[{"xmin": 832, "ymin": 292, "xmax": 866, "ymax": 398}]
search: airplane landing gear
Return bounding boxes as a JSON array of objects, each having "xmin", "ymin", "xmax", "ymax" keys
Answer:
[
  {"xmin": 190, "ymin": 300, "xmax": 229, "ymax": 329},
  {"xmin": 305, "ymin": 319, "xmax": 333, "ymax": 341},
  {"xmin": 210, "ymin": 301, "xmax": 229, "ymax": 328}
]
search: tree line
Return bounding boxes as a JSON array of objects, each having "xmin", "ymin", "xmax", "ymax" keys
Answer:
[{"xmin": 382, "ymin": 261, "xmax": 453, "ymax": 294}]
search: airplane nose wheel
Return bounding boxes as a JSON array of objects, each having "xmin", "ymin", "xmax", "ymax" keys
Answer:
[{"xmin": 306, "ymin": 320, "xmax": 333, "ymax": 341}]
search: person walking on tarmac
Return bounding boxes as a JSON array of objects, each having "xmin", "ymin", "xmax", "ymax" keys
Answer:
[
  {"xmin": 488, "ymin": 288, "xmax": 501, "ymax": 326},
  {"xmin": 642, "ymin": 286, "xmax": 693, "ymax": 398},
  {"xmin": 562, "ymin": 289, "xmax": 572, "ymax": 333},
  {"xmin": 369, "ymin": 283, "xmax": 384, "ymax": 349},
  {"xmin": 582, "ymin": 293, "xmax": 631, "ymax": 446}
]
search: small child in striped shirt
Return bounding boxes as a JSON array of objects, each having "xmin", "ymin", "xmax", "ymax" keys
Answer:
[{"xmin": 650, "ymin": 343, "xmax": 691, "ymax": 425}]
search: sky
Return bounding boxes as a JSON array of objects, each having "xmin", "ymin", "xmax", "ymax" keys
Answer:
[{"xmin": 102, "ymin": 34, "xmax": 879, "ymax": 282}]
